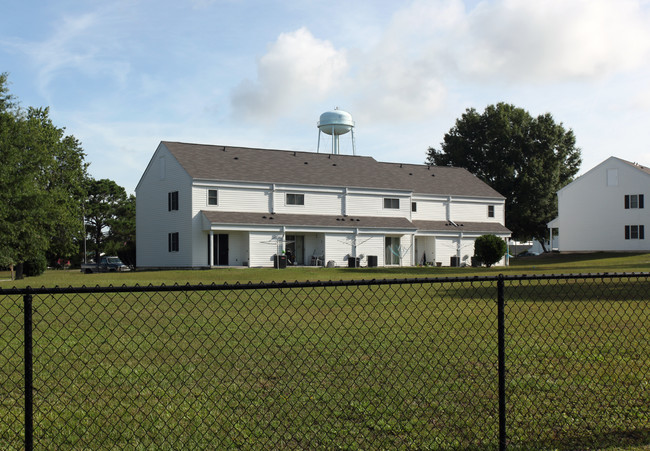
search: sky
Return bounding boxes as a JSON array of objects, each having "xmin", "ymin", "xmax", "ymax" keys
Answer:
[{"xmin": 2, "ymin": 0, "xmax": 650, "ymax": 193}]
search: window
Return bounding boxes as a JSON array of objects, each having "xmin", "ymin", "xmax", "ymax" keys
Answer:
[
  {"xmin": 625, "ymin": 225, "xmax": 645, "ymax": 240},
  {"xmin": 384, "ymin": 198, "xmax": 400, "ymax": 209},
  {"xmin": 208, "ymin": 189, "xmax": 218, "ymax": 206},
  {"xmin": 168, "ymin": 232, "xmax": 179, "ymax": 252},
  {"xmin": 625, "ymin": 194, "xmax": 644, "ymax": 209},
  {"xmin": 168, "ymin": 191, "xmax": 179, "ymax": 211},
  {"xmin": 488, "ymin": 205, "xmax": 495, "ymax": 218},
  {"xmin": 286, "ymin": 193, "xmax": 304, "ymax": 205},
  {"xmin": 411, "ymin": 202, "xmax": 417, "ymax": 212}
]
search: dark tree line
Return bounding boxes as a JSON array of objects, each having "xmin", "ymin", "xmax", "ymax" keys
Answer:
[
  {"xmin": 427, "ymin": 103, "xmax": 581, "ymax": 249},
  {"xmin": 0, "ymin": 73, "xmax": 134, "ymax": 278}
]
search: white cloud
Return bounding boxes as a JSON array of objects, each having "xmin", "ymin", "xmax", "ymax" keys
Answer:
[
  {"xmin": 230, "ymin": 27, "xmax": 349, "ymax": 121},
  {"xmin": 458, "ymin": 0, "xmax": 650, "ymax": 81}
]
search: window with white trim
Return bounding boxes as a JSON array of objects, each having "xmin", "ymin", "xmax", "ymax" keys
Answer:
[
  {"xmin": 625, "ymin": 225, "xmax": 645, "ymax": 240},
  {"xmin": 488, "ymin": 205, "xmax": 495, "ymax": 218},
  {"xmin": 384, "ymin": 198, "xmax": 399, "ymax": 209},
  {"xmin": 168, "ymin": 232, "xmax": 179, "ymax": 252},
  {"xmin": 286, "ymin": 193, "xmax": 305, "ymax": 205},
  {"xmin": 411, "ymin": 202, "xmax": 417, "ymax": 212},
  {"xmin": 625, "ymin": 194, "xmax": 644, "ymax": 209},
  {"xmin": 208, "ymin": 189, "xmax": 218, "ymax": 206},
  {"xmin": 168, "ymin": 191, "xmax": 179, "ymax": 211}
]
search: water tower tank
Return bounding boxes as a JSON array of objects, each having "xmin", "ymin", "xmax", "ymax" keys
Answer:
[
  {"xmin": 317, "ymin": 108, "xmax": 355, "ymax": 155},
  {"xmin": 318, "ymin": 109, "xmax": 354, "ymax": 136}
]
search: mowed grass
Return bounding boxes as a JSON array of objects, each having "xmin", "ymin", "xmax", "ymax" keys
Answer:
[
  {"xmin": 0, "ymin": 253, "xmax": 649, "ymax": 449},
  {"xmin": 2, "ymin": 251, "xmax": 650, "ymax": 288}
]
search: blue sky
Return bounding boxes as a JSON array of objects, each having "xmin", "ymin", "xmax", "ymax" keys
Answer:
[{"xmin": 2, "ymin": 0, "xmax": 650, "ymax": 193}]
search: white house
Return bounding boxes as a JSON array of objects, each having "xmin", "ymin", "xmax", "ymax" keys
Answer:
[
  {"xmin": 549, "ymin": 156, "xmax": 649, "ymax": 251},
  {"xmin": 136, "ymin": 141, "xmax": 510, "ymax": 268}
]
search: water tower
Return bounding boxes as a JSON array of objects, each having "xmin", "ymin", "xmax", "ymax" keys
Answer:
[{"xmin": 317, "ymin": 108, "xmax": 356, "ymax": 155}]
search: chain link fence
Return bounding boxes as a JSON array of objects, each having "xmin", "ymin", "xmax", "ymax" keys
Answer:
[{"xmin": 1, "ymin": 274, "xmax": 648, "ymax": 449}]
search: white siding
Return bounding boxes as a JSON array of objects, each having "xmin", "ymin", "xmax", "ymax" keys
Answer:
[
  {"xmin": 452, "ymin": 199, "xmax": 505, "ymax": 223},
  {"xmin": 194, "ymin": 186, "xmax": 270, "ymax": 213},
  {"xmin": 557, "ymin": 158, "xmax": 650, "ymax": 251},
  {"xmin": 248, "ymin": 232, "xmax": 279, "ymax": 267},
  {"xmin": 347, "ymin": 192, "xmax": 411, "ymax": 217},
  {"xmin": 435, "ymin": 237, "xmax": 458, "ymax": 267},
  {"xmin": 356, "ymin": 235, "xmax": 384, "ymax": 266},
  {"xmin": 136, "ymin": 144, "xmax": 194, "ymax": 268},
  {"xmin": 228, "ymin": 231, "xmax": 249, "ymax": 266},
  {"xmin": 399, "ymin": 234, "xmax": 414, "ymax": 266},
  {"xmin": 275, "ymin": 190, "xmax": 343, "ymax": 215},
  {"xmin": 324, "ymin": 233, "xmax": 354, "ymax": 266},
  {"xmin": 411, "ymin": 198, "xmax": 447, "ymax": 221}
]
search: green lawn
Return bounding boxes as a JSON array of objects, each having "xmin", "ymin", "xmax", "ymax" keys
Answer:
[
  {"xmin": 2, "ymin": 251, "xmax": 650, "ymax": 287},
  {"xmin": 0, "ymin": 253, "xmax": 648, "ymax": 449}
]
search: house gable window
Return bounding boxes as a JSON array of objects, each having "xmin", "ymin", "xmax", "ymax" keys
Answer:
[
  {"xmin": 168, "ymin": 191, "xmax": 179, "ymax": 211},
  {"xmin": 625, "ymin": 194, "xmax": 644, "ymax": 209},
  {"xmin": 625, "ymin": 225, "xmax": 645, "ymax": 240},
  {"xmin": 168, "ymin": 232, "xmax": 179, "ymax": 252},
  {"xmin": 488, "ymin": 205, "xmax": 495, "ymax": 218},
  {"xmin": 286, "ymin": 193, "xmax": 305, "ymax": 205},
  {"xmin": 208, "ymin": 189, "xmax": 218, "ymax": 206},
  {"xmin": 384, "ymin": 198, "xmax": 400, "ymax": 209}
]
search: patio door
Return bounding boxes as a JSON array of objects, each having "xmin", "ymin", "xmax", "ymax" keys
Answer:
[
  {"xmin": 385, "ymin": 236, "xmax": 400, "ymax": 265},
  {"xmin": 208, "ymin": 233, "xmax": 229, "ymax": 266}
]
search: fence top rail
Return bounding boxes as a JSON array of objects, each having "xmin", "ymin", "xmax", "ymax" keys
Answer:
[{"xmin": 0, "ymin": 272, "xmax": 649, "ymax": 296}]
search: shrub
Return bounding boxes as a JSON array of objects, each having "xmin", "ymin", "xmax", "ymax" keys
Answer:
[
  {"xmin": 23, "ymin": 254, "xmax": 48, "ymax": 277},
  {"xmin": 474, "ymin": 234, "xmax": 507, "ymax": 267}
]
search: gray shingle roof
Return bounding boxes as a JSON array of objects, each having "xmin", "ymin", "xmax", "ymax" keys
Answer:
[
  {"xmin": 412, "ymin": 220, "xmax": 511, "ymax": 234},
  {"xmin": 201, "ymin": 211, "xmax": 417, "ymax": 230},
  {"xmin": 163, "ymin": 141, "xmax": 504, "ymax": 198},
  {"xmin": 200, "ymin": 211, "xmax": 510, "ymax": 234},
  {"xmin": 619, "ymin": 157, "xmax": 650, "ymax": 176}
]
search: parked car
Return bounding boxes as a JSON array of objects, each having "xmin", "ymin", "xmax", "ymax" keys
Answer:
[
  {"xmin": 517, "ymin": 250, "xmax": 540, "ymax": 257},
  {"xmin": 81, "ymin": 256, "xmax": 131, "ymax": 274}
]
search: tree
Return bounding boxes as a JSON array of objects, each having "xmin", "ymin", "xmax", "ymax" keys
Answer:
[
  {"xmin": 474, "ymin": 234, "xmax": 507, "ymax": 267},
  {"xmin": 105, "ymin": 194, "xmax": 136, "ymax": 267},
  {"xmin": 84, "ymin": 178, "xmax": 128, "ymax": 263},
  {"xmin": 0, "ymin": 73, "xmax": 87, "ymax": 277},
  {"xmin": 427, "ymin": 103, "xmax": 581, "ymax": 249}
]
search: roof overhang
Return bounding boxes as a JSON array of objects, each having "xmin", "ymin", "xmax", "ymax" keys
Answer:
[
  {"xmin": 412, "ymin": 220, "xmax": 511, "ymax": 236},
  {"xmin": 201, "ymin": 211, "xmax": 418, "ymax": 234}
]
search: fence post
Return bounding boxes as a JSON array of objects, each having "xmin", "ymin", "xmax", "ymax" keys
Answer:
[
  {"xmin": 24, "ymin": 292, "xmax": 34, "ymax": 451},
  {"xmin": 497, "ymin": 275, "xmax": 506, "ymax": 450}
]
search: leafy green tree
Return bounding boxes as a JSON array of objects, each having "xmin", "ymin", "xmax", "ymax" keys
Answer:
[
  {"xmin": 105, "ymin": 194, "xmax": 136, "ymax": 266},
  {"xmin": 0, "ymin": 73, "xmax": 87, "ymax": 277},
  {"xmin": 427, "ymin": 103, "xmax": 581, "ymax": 249},
  {"xmin": 84, "ymin": 178, "xmax": 128, "ymax": 263},
  {"xmin": 473, "ymin": 234, "xmax": 507, "ymax": 267}
]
